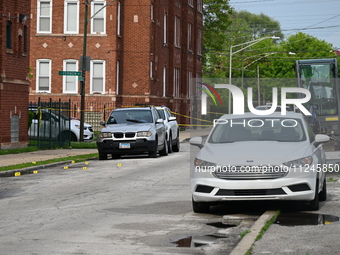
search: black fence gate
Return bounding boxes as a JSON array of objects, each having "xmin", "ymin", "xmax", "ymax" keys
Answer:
[{"xmin": 28, "ymin": 99, "xmax": 71, "ymax": 149}]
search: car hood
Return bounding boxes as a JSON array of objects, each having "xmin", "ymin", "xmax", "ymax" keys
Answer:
[
  {"xmin": 102, "ymin": 123, "xmax": 154, "ymax": 132},
  {"xmin": 71, "ymin": 119, "xmax": 91, "ymax": 127},
  {"xmin": 199, "ymin": 141, "xmax": 311, "ymax": 166}
]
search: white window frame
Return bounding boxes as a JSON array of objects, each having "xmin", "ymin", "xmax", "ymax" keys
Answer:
[
  {"xmin": 197, "ymin": 0, "xmax": 203, "ymax": 13},
  {"xmin": 163, "ymin": 13, "xmax": 167, "ymax": 44},
  {"xmin": 64, "ymin": 0, "xmax": 79, "ymax": 34},
  {"xmin": 174, "ymin": 68, "xmax": 180, "ymax": 97},
  {"xmin": 188, "ymin": 71, "xmax": 193, "ymax": 98},
  {"xmin": 91, "ymin": 0, "xmax": 106, "ymax": 34},
  {"xmin": 163, "ymin": 66, "xmax": 167, "ymax": 97},
  {"xmin": 63, "ymin": 59, "xmax": 78, "ymax": 93},
  {"xmin": 36, "ymin": 59, "xmax": 51, "ymax": 93},
  {"xmin": 197, "ymin": 28, "xmax": 202, "ymax": 56},
  {"xmin": 90, "ymin": 60, "xmax": 106, "ymax": 94},
  {"xmin": 188, "ymin": 0, "xmax": 194, "ymax": 7},
  {"xmin": 37, "ymin": 0, "xmax": 52, "ymax": 33},
  {"xmin": 116, "ymin": 60, "xmax": 120, "ymax": 95},
  {"xmin": 174, "ymin": 16, "xmax": 181, "ymax": 47},
  {"xmin": 117, "ymin": 1, "xmax": 121, "ymax": 36},
  {"xmin": 188, "ymin": 23, "xmax": 193, "ymax": 51}
]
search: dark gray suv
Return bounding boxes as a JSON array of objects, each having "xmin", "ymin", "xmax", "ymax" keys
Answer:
[{"xmin": 97, "ymin": 106, "xmax": 168, "ymax": 160}]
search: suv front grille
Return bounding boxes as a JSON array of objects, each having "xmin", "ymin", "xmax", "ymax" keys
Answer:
[
  {"xmin": 213, "ymin": 165, "xmax": 288, "ymax": 180},
  {"xmin": 113, "ymin": 132, "xmax": 136, "ymax": 139}
]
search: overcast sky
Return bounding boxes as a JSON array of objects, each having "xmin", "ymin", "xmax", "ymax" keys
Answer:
[{"xmin": 229, "ymin": 0, "xmax": 340, "ymax": 49}]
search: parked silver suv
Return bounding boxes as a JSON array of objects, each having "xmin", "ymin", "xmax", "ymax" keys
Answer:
[{"xmin": 97, "ymin": 106, "xmax": 168, "ymax": 160}]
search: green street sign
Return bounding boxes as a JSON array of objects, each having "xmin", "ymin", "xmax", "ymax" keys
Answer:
[{"xmin": 59, "ymin": 71, "xmax": 82, "ymax": 76}]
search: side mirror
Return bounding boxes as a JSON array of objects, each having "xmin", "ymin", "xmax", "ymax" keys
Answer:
[
  {"xmin": 190, "ymin": 136, "xmax": 203, "ymax": 149},
  {"xmin": 100, "ymin": 120, "xmax": 106, "ymax": 126},
  {"xmin": 156, "ymin": 118, "xmax": 164, "ymax": 124},
  {"xmin": 169, "ymin": 116, "xmax": 176, "ymax": 121},
  {"xmin": 314, "ymin": 134, "xmax": 330, "ymax": 147}
]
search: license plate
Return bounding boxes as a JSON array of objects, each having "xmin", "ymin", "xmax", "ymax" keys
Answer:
[{"xmin": 119, "ymin": 143, "xmax": 130, "ymax": 149}]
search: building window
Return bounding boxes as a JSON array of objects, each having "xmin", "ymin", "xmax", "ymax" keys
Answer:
[
  {"xmin": 64, "ymin": 0, "xmax": 79, "ymax": 33},
  {"xmin": 91, "ymin": 0, "xmax": 106, "ymax": 34},
  {"xmin": 197, "ymin": 0, "xmax": 203, "ymax": 13},
  {"xmin": 38, "ymin": 0, "xmax": 52, "ymax": 33},
  {"xmin": 91, "ymin": 60, "xmax": 105, "ymax": 94},
  {"xmin": 116, "ymin": 60, "xmax": 120, "ymax": 94},
  {"xmin": 36, "ymin": 59, "xmax": 51, "ymax": 92},
  {"xmin": 23, "ymin": 26, "xmax": 28, "ymax": 53},
  {"xmin": 163, "ymin": 66, "xmax": 167, "ymax": 97},
  {"xmin": 63, "ymin": 60, "xmax": 78, "ymax": 93},
  {"xmin": 11, "ymin": 115, "xmax": 19, "ymax": 143},
  {"xmin": 151, "ymin": 4, "xmax": 154, "ymax": 21},
  {"xmin": 188, "ymin": 23, "xmax": 193, "ymax": 51},
  {"xmin": 197, "ymin": 29, "xmax": 202, "ymax": 56},
  {"xmin": 174, "ymin": 16, "xmax": 181, "ymax": 47},
  {"xmin": 117, "ymin": 1, "xmax": 121, "ymax": 36},
  {"xmin": 6, "ymin": 21, "xmax": 12, "ymax": 49},
  {"xmin": 188, "ymin": 71, "xmax": 193, "ymax": 98},
  {"xmin": 150, "ymin": 61, "xmax": 153, "ymax": 78},
  {"xmin": 174, "ymin": 68, "xmax": 180, "ymax": 97},
  {"xmin": 163, "ymin": 13, "xmax": 167, "ymax": 44}
]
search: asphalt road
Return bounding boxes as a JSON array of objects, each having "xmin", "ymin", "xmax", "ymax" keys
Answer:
[{"xmin": 0, "ymin": 143, "xmax": 243, "ymax": 255}]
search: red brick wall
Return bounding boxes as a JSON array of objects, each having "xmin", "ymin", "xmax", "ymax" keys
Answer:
[{"xmin": 0, "ymin": 0, "xmax": 30, "ymax": 149}]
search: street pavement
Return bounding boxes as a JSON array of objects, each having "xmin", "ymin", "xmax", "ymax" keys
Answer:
[{"xmin": 0, "ymin": 128, "xmax": 211, "ymax": 168}]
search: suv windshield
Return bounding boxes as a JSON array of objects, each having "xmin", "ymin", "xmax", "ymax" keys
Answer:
[
  {"xmin": 108, "ymin": 110, "xmax": 153, "ymax": 124},
  {"xmin": 209, "ymin": 117, "xmax": 306, "ymax": 143}
]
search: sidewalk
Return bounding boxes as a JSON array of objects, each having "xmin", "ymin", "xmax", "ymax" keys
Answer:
[{"xmin": 0, "ymin": 128, "xmax": 212, "ymax": 168}]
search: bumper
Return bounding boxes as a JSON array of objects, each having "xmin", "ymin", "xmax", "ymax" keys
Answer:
[
  {"xmin": 97, "ymin": 139, "xmax": 156, "ymax": 155},
  {"xmin": 191, "ymin": 177, "xmax": 317, "ymax": 203}
]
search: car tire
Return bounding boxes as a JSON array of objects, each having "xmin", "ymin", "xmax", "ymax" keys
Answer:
[
  {"xmin": 319, "ymin": 178, "xmax": 327, "ymax": 202},
  {"xmin": 159, "ymin": 139, "xmax": 168, "ymax": 156},
  {"xmin": 149, "ymin": 138, "xmax": 158, "ymax": 158},
  {"xmin": 99, "ymin": 153, "xmax": 108, "ymax": 160},
  {"xmin": 70, "ymin": 132, "xmax": 78, "ymax": 142},
  {"xmin": 168, "ymin": 134, "xmax": 173, "ymax": 153},
  {"xmin": 304, "ymin": 179, "xmax": 320, "ymax": 211},
  {"xmin": 172, "ymin": 132, "xmax": 180, "ymax": 152},
  {"xmin": 192, "ymin": 198, "xmax": 210, "ymax": 213}
]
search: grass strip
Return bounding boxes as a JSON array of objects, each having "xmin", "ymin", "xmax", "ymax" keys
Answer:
[
  {"xmin": 244, "ymin": 210, "xmax": 280, "ymax": 255},
  {"xmin": 0, "ymin": 153, "xmax": 98, "ymax": 172}
]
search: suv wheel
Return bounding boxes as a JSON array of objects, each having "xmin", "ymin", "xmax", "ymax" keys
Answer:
[
  {"xmin": 159, "ymin": 138, "xmax": 168, "ymax": 156},
  {"xmin": 149, "ymin": 138, "xmax": 158, "ymax": 158},
  {"xmin": 172, "ymin": 133, "xmax": 180, "ymax": 152},
  {"xmin": 192, "ymin": 198, "xmax": 210, "ymax": 213},
  {"xmin": 304, "ymin": 179, "xmax": 320, "ymax": 211},
  {"xmin": 168, "ymin": 134, "xmax": 173, "ymax": 153}
]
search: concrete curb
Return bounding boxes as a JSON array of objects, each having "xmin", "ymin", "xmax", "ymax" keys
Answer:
[{"xmin": 229, "ymin": 210, "xmax": 277, "ymax": 255}]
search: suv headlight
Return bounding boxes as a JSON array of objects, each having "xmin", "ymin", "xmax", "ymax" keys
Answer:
[
  {"xmin": 283, "ymin": 156, "xmax": 313, "ymax": 167},
  {"xmin": 194, "ymin": 158, "xmax": 216, "ymax": 168},
  {"xmin": 99, "ymin": 132, "xmax": 112, "ymax": 138},
  {"xmin": 137, "ymin": 131, "xmax": 152, "ymax": 137}
]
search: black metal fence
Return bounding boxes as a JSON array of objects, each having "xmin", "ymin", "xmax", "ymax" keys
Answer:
[{"xmin": 28, "ymin": 99, "xmax": 71, "ymax": 149}]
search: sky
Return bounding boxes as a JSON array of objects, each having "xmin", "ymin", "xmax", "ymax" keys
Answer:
[{"xmin": 229, "ymin": 0, "xmax": 340, "ymax": 49}]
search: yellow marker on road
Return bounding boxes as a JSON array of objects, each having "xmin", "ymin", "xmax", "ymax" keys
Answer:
[
  {"xmin": 33, "ymin": 170, "xmax": 38, "ymax": 174},
  {"xmin": 71, "ymin": 160, "xmax": 76, "ymax": 164},
  {"xmin": 64, "ymin": 166, "xmax": 69, "ymax": 169},
  {"xmin": 117, "ymin": 163, "xmax": 122, "ymax": 167},
  {"xmin": 85, "ymin": 161, "xmax": 89, "ymax": 165},
  {"xmin": 14, "ymin": 172, "xmax": 21, "ymax": 177},
  {"xmin": 83, "ymin": 167, "xmax": 87, "ymax": 170}
]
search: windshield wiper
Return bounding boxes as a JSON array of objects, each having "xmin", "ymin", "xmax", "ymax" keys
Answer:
[{"xmin": 126, "ymin": 119, "xmax": 144, "ymax": 123}]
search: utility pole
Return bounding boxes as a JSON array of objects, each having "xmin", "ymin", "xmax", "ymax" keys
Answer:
[{"xmin": 80, "ymin": 0, "xmax": 89, "ymax": 142}]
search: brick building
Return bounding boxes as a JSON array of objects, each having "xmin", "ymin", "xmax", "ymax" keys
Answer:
[
  {"xmin": 29, "ymin": 0, "xmax": 203, "ymax": 127},
  {"xmin": 0, "ymin": 1, "xmax": 30, "ymax": 149}
]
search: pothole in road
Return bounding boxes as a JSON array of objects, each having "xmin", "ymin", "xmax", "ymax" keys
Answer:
[
  {"xmin": 275, "ymin": 212, "xmax": 340, "ymax": 226},
  {"xmin": 171, "ymin": 234, "xmax": 226, "ymax": 248},
  {"xmin": 206, "ymin": 222, "xmax": 237, "ymax": 228}
]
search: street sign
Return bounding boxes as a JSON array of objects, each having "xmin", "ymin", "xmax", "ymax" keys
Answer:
[{"xmin": 58, "ymin": 71, "xmax": 82, "ymax": 76}]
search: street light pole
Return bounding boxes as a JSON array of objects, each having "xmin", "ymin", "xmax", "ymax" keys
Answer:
[
  {"xmin": 80, "ymin": 1, "xmax": 89, "ymax": 142},
  {"xmin": 216, "ymin": 36, "xmax": 280, "ymax": 113}
]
